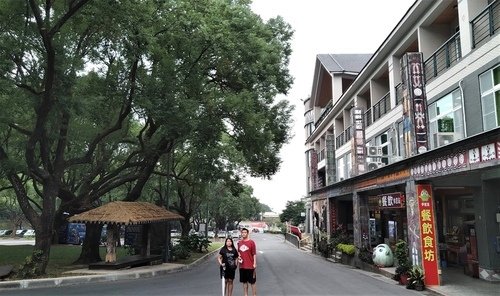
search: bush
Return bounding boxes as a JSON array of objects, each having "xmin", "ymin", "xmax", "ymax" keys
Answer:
[
  {"xmin": 393, "ymin": 240, "xmax": 410, "ymax": 280},
  {"xmin": 172, "ymin": 243, "xmax": 190, "ymax": 260},
  {"xmin": 336, "ymin": 243, "xmax": 355, "ymax": 255}
]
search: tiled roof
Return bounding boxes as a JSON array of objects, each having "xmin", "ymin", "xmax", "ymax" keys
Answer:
[{"xmin": 317, "ymin": 54, "xmax": 372, "ymax": 74}]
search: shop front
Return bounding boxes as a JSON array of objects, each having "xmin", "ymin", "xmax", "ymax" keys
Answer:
[{"xmin": 367, "ymin": 192, "xmax": 407, "ymax": 249}]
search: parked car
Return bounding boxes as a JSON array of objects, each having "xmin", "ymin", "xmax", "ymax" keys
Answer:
[
  {"xmin": 0, "ymin": 230, "xmax": 7, "ymax": 236},
  {"xmin": 207, "ymin": 231, "xmax": 215, "ymax": 238},
  {"xmin": 1, "ymin": 230, "xmax": 13, "ymax": 236},
  {"xmin": 170, "ymin": 229, "xmax": 181, "ymax": 238},
  {"xmin": 15, "ymin": 229, "xmax": 27, "ymax": 237},
  {"xmin": 24, "ymin": 229, "xmax": 35, "ymax": 237},
  {"xmin": 230, "ymin": 230, "xmax": 240, "ymax": 239},
  {"xmin": 217, "ymin": 230, "xmax": 227, "ymax": 238}
]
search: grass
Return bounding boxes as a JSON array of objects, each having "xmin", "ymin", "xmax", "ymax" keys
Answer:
[{"xmin": 0, "ymin": 240, "xmax": 224, "ymax": 279}]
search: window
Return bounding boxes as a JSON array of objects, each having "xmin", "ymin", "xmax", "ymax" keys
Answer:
[
  {"xmin": 428, "ymin": 89, "xmax": 464, "ymax": 149},
  {"xmin": 367, "ymin": 131, "xmax": 390, "ymax": 165},
  {"xmin": 336, "ymin": 153, "xmax": 351, "ymax": 181},
  {"xmin": 479, "ymin": 65, "xmax": 500, "ymax": 131}
]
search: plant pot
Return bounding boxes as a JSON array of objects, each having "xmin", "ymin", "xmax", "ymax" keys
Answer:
[
  {"xmin": 399, "ymin": 273, "xmax": 409, "ymax": 285},
  {"xmin": 415, "ymin": 283, "xmax": 424, "ymax": 291}
]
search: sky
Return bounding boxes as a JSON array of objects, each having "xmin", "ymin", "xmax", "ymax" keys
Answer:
[{"xmin": 246, "ymin": 0, "xmax": 416, "ymax": 213}]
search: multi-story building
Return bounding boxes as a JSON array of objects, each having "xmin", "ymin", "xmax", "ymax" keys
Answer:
[{"xmin": 304, "ymin": 0, "xmax": 499, "ymax": 285}]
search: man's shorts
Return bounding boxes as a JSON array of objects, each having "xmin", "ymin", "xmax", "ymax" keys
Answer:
[{"xmin": 239, "ymin": 268, "xmax": 256, "ymax": 284}]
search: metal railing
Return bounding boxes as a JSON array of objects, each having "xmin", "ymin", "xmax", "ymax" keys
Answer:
[
  {"xmin": 364, "ymin": 108, "xmax": 372, "ymax": 127},
  {"xmin": 344, "ymin": 125, "xmax": 352, "ymax": 143},
  {"xmin": 284, "ymin": 233, "xmax": 300, "ymax": 248},
  {"xmin": 471, "ymin": 0, "xmax": 499, "ymax": 48},
  {"xmin": 314, "ymin": 100, "xmax": 333, "ymax": 128},
  {"xmin": 424, "ymin": 31, "xmax": 461, "ymax": 83},
  {"xmin": 395, "ymin": 83, "xmax": 404, "ymax": 106},
  {"xmin": 373, "ymin": 92, "xmax": 391, "ymax": 121},
  {"xmin": 335, "ymin": 131, "xmax": 345, "ymax": 149}
]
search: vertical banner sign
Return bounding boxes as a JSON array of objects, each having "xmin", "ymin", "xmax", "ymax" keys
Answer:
[
  {"xmin": 351, "ymin": 107, "xmax": 366, "ymax": 175},
  {"xmin": 416, "ymin": 184, "xmax": 440, "ymax": 286},
  {"xmin": 310, "ymin": 149, "xmax": 318, "ymax": 191},
  {"xmin": 325, "ymin": 135, "xmax": 336, "ymax": 186},
  {"xmin": 401, "ymin": 53, "xmax": 429, "ymax": 155}
]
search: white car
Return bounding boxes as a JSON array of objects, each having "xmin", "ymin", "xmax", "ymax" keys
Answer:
[
  {"xmin": 217, "ymin": 231, "xmax": 227, "ymax": 238},
  {"xmin": 230, "ymin": 230, "xmax": 240, "ymax": 239},
  {"xmin": 24, "ymin": 229, "xmax": 35, "ymax": 236},
  {"xmin": 207, "ymin": 231, "xmax": 215, "ymax": 238}
]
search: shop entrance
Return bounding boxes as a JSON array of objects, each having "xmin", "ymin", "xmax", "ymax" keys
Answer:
[
  {"xmin": 368, "ymin": 192, "xmax": 407, "ymax": 249},
  {"xmin": 435, "ymin": 189, "xmax": 479, "ymax": 279}
]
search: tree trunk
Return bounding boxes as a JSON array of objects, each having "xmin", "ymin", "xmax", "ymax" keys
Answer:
[
  {"xmin": 74, "ymin": 223, "xmax": 103, "ymax": 264},
  {"xmin": 180, "ymin": 216, "xmax": 191, "ymax": 236},
  {"xmin": 105, "ymin": 224, "xmax": 118, "ymax": 263}
]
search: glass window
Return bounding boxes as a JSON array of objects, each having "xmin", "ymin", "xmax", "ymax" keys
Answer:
[
  {"xmin": 428, "ymin": 89, "xmax": 464, "ymax": 149},
  {"xmin": 337, "ymin": 156, "xmax": 345, "ymax": 181},
  {"xmin": 479, "ymin": 65, "xmax": 500, "ymax": 131}
]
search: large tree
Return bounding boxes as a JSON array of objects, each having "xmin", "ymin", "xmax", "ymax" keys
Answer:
[
  {"xmin": 0, "ymin": 0, "xmax": 294, "ymax": 275},
  {"xmin": 280, "ymin": 200, "xmax": 306, "ymax": 226}
]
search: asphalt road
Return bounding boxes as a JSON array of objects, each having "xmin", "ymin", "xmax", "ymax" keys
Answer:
[{"xmin": 3, "ymin": 233, "xmax": 427, "ymax": 296}]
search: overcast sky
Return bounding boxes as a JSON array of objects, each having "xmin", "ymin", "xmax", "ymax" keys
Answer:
[{"xmin": 246, "ymin": 0, "xmax": 416, "ymax": 213}]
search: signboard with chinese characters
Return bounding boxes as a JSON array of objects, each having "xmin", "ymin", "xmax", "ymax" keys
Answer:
[
  {"xmin": 351, "ymin": 107, "xmax": 366, "ymax": 175},
  {"xmin": 326, "ymin": 135, "xmax": 336, "ymax": 186},
  {"xmin": 377, "ymin": 193, "xmax": 405, "ymax": 209},
  {"xmin": 401, "ymin": 53, "xmax": 429, "ymax": 156},
  {"xmin": 310, "ymin": 149, "xmax": 318, "ymax": 191},
  {"xmin": 416, "ymin": 184, "xmax": 440, "ymax": 286}
]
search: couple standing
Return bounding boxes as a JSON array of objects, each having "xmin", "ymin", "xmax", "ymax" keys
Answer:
[{"xmin": 217, "ymin": 228, "xmax": 257, "ymax": 296}]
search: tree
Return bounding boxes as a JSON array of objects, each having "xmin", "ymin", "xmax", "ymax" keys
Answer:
[
  {"xmin": 280, "ymin": 200, "xmax": 306, "ymax": 226},
  {"xmin": 0, "ymin": 0, "xmax": 294, "ymax": 275}
]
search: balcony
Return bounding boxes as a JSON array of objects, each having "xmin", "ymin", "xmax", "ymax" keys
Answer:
[
  {"xmin": 395, "ymin": 83, "xmax": 404, "ymax": 106},
  {"xmin": 424, "ymin": 31, "xmax": 461, "ymax": 83},
  {"xmin": 315, "ymin": 101, "xmax": 333, "ymax": 128},
  {"xmin": 364, "ymin": 108, "xmax": 372, "ymax": 127},
  {"xmin": 472, "ymin": 0, "xmax": 500, "ymax": 49},
  {"xmin": 372, "ymin": 92, "xmax": 391, "ymax": 122},
  {"xmin": 335, "ymin": 126, "xmax": 352, "ymax": 149}
]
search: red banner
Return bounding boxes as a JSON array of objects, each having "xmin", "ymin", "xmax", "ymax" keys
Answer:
[{"xmin": 416, "ymin": 184, "xmax": 440, "ymax": 286}]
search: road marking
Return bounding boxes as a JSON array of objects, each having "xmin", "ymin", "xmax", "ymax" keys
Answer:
[{"xmin": 259, "ymin": 251, "xmax": 264, "ymax": 254}]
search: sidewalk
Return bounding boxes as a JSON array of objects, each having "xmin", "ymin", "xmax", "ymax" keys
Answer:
[
  {"xmin": 0, "ymin": 250, "xmax": 218, "ymax": 291},
  {"xmin": 297, "ymin": 241, "xmax": 499, "ymax": 296}
]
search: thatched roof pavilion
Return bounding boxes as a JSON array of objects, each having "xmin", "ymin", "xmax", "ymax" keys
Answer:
[
  {"xmin": 68, "ymin": 201, "xmax": 183, "ymax": 266},
  {"xmin": 68, "ymin": 201, "xmax": 184, "ymax": 225}
]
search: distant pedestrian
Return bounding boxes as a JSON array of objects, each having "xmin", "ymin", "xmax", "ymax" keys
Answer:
[
  {"xmin": 237, "ymin": 228, "xmax": 257, "ymax": 296},
  {"xmin": 218, "ymin": 237, "xmax": 239, "ymax": 296}
]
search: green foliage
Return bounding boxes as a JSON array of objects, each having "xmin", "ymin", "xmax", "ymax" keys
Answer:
[
  {"xmin": 172, "ymin": 244, "xmax": 191, "ymax": 260},
  {"xmin": 336, "ymin": 243, "xmax": 356, "ymax": 256},
  {"xmin": 393, "ymin": 240, "xmax": 410, "ymax": 280},
  {"xmin": 279, "ymin": 200, "xmax": 305, "ymax": 226},
  {"xmin": 406, "ymin": 265, "xmax": 425, "ymax": 289},
  {"xmin": 17, "ymin": 250, "xmax": 44, "ymax": 279},
  {"xmin": 358, "ymin": 248, "xmax": 374, "ymax": 264}
]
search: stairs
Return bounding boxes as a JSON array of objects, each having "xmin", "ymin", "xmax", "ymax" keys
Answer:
[{"xmin": 299, "ymin": 233, "xmax": 313, "ymax": 252}]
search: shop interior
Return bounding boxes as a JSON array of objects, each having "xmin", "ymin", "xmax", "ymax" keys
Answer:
[{"xmin": 435, "ymin": 188, "xmax": 479, "ymax": 279}]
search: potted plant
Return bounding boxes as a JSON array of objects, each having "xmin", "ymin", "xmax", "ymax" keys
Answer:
[
  {"xmin": 406, "ymin": 265, "xmax": 425, "ymax": 291},
  {"xmin": 393, "ymin": 240, "xmax": 410, "ymax": 285},
  {"xmin": 336, "ymin": 243, "xmax": 356, "ymax": 265}
]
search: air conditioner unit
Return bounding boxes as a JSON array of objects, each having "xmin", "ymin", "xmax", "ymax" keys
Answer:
[
  {"xmin": 367, "ymin": 146, "xmax": 384, "ymax": 157},
  {"xmin": 433, "ymin": 132, "xmax": 455, "ymax": 147},
  {"xmin": 367, "ymin": 161, "xmax": 384, "ymax": 171}
]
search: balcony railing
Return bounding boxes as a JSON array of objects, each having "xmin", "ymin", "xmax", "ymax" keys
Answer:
[
  {"xmin": 335, "ymin": 131, "xmax": 345, "ymax": 149},
  {"xmin": 314, "ymin": 100, "xmax": 333, "ymax": 128},
  {"xmin": 344, "ymin": 125, "xmax": 352, "ymax": 143},
  {"xmin": 471, "ymin": 0, "xmax": 499, "ymax": 49},
  {"xmin": 424, "ymin": 31, "xmax": 461, "ymax": 83},
  {"xmin": 395, "ymin": 83, "xmax": 404, "ymax": 106},
  {"xmin": 364, "ymin": 108, "xmax": 372, "ymax": 127},
  {"xmin": 373, "ymin": 92, "xmax": 391, "ymax": 122}
]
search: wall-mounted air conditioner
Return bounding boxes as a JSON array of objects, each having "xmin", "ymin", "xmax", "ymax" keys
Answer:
[
  {"xmin": 433, "ymin": 132, "xmax": 455, "ymax": 147},
  {"xmin": 367, "ymin": 161, "xmax": 384, "ymax": 171},
  {"xmin": 367, "ymin": 146, "xmax": 384, "ymax": 157}
]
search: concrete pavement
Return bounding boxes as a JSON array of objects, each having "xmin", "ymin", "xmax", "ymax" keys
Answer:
[{"xmin": 0, "ymin": 249, "xmax": 219, "ymax": 291}]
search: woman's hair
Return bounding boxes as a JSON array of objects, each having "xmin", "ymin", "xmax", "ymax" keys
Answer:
[{"xmin": 223, "ymin": 237, "xmax": 235, "ymax": 250}]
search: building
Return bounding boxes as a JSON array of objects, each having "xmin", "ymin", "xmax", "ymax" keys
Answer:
[{"xmin": 304, "ymin": 0, "xmax": 499, "ymax": 285}]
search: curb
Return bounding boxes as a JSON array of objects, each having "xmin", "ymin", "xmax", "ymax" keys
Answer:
[{"xmin": 0, "ymin": 249, "xmax": 219, "ymax": 291}]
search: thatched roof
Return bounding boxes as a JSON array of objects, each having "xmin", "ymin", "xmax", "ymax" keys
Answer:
[{"xmin": 68, "ymin": 201, "xmax": 184, "ymax": 225}]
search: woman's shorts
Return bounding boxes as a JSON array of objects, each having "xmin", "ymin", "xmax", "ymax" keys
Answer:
[
  {"xmin": 221, "ymin": 267, "xmax": 236, "ymax": 280},
  {"xmin": 239, "ymin": 268, "xmax": 256, "ymax": 284}
]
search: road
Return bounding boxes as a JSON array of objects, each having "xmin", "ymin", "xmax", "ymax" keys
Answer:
[{"xmin": 4, "ymin": 233, "xmax": 428, "ymax": 295}]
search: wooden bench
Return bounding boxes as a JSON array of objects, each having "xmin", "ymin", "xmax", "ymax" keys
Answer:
[
  {"xmin": 0, "ymin": 265, "xmax": 13, "ymax": 280},
  {"xmin": 89, "ymin": 255, "xmax": 163, "ymax": 270}
]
